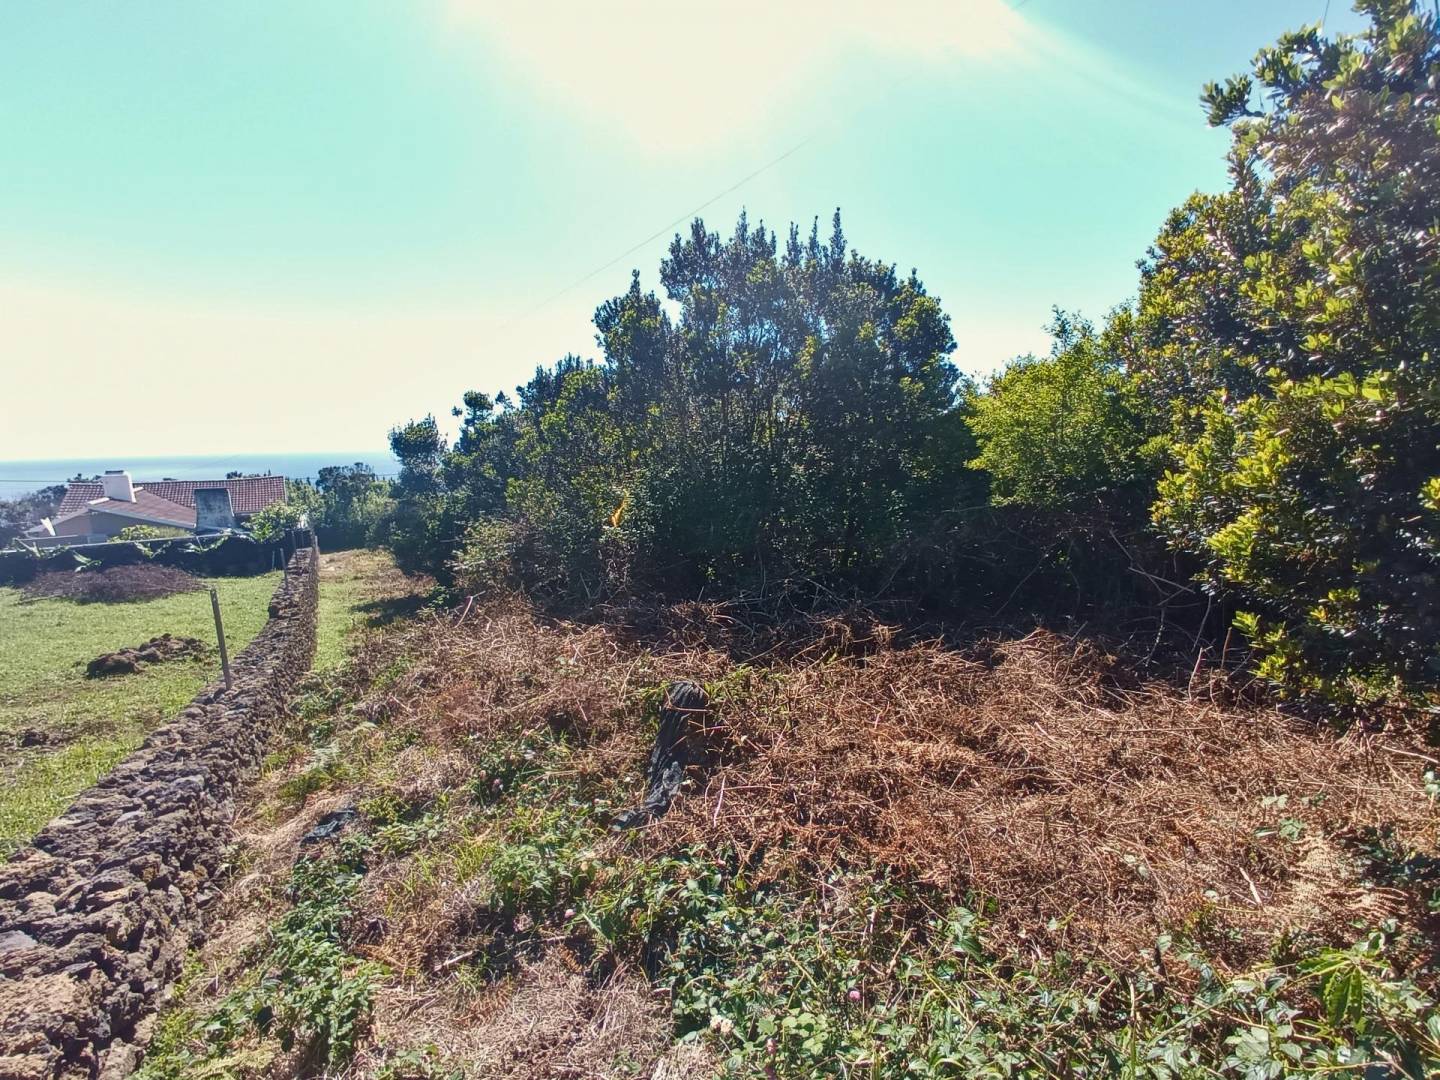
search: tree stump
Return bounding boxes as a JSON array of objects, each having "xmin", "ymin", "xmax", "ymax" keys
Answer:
[{"xmin": 612, "ymin": 679, "xmax": 709, "ymax": 830}]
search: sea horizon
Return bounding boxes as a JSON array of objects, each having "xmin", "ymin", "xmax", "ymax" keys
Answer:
[{"xmin": 0, "ymin": 451, "xmax": 400, "ymax": 500}]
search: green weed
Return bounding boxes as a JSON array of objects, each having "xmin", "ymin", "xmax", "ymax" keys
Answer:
[
  {"xmin": 469, "ymin": 728, "xmax": 565, "ymax": 805},
  {"xmin": 561, "ymin": 852, "xmax": 1440, "ymax": 1078},
  {"xmin": 137, "ymin": 839, "xmax": 382, "ymax": 1078},
  {"xmin": 373, "ymin": 1044, "xmax": 466, "ymax": 1080},
  {"xmin": 276, "ymin": 745, "xmax": 352, "ymax": 804}
]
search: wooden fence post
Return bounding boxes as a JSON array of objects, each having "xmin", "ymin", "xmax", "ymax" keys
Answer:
[{"xmin": 210, "ymin": 587, "xmax": 233, "ymax": 691}]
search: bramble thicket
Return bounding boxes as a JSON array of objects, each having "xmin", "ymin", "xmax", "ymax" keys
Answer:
[{"xmin": 380, "ymin": 3, "xmax": 1440, "ymax": 710}]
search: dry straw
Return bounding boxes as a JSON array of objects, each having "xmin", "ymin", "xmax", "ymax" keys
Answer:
[{"xmin": 350, "ymin": 596, "xmax": 1438, "ymax": 972}]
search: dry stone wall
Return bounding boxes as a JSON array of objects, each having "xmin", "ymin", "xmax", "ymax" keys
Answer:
[{"xmin": 0, "ymin": 547, "xmax": 320, "ymax": 1080}]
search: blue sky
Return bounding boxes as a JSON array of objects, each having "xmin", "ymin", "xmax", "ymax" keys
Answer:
[{"xmin": 0, "ymin": 0, "xmax": 1360, "ymax": 459}]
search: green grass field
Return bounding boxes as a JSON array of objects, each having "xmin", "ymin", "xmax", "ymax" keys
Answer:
[
  {"xmin": 0, "ymin": 550, "xmax": 423, "ymax": 859},
  {"xmin": 312, "ymin": 549, "xmax": 424, "ymax": 674},
  {"xmin": 0, "ymin": 571, "xmax": 281, "ymax": 856}
]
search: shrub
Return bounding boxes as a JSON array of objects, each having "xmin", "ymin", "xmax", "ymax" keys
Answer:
[
  {"xmin": 378, "ymin": 6, "xmax": 1440, "ymax": 710},
  {"xmin": 967, "ymin": 311, "xmax": 1157, "ymax": 515},
  {"xmin": 287, "ymin": 466, "xmax": 395, "ymax": 551},
  {"xmin": 1152, "ymin": 4, "xmax": 1440, "ymax": 703},
  {"xmin": 248, "ymin": 501, "xmax": 304, "ymax": 543},
  {"xmin": 110, "ymin": 524, "xmax": 188, "ymax": 542},
  {"xmin": 449, "ymin": 516, "xmax": 522, "ymax": 597},
  {"xmin": 385, "ymin": 213, "xmax": 974, "ymax": 598}
]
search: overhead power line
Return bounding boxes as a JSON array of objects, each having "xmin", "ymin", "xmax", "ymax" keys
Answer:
[
  {"xmin": 501, "ymin": 0, "xmax": 1045, "ymax": 332},
  {"xmin": 506, "ymin": 135, "xmax": 815, "ymax": 326}
]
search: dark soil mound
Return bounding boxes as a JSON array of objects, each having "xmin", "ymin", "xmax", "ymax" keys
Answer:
[
  {"xmin": 86, "ymin": 634, "xmax": 208, "ymax": 677},
  {"xmin": 25, "ymin": 564, "xmax": 205, "ymax": 604}
]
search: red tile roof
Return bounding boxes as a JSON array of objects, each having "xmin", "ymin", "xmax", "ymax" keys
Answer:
[
  {"xmin": 56, "ymin": 475, "xmax": 286, "ymax": 518},
  {"xmin": 53, "ymin": 489, "xmax": 197, "ymax": 529}
]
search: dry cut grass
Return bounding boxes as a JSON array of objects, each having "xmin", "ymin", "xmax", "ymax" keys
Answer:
[
  {"xmin": 355, "ymin": 955, "xmax": 675, "ymax": 1080},
  {"xmin": 354, "ymin": 599, "xmax": 1439, "ymax": 970},
  {"xmin": 175, "ymin": 590, "xmax": 1437, "ymax": 1078}
]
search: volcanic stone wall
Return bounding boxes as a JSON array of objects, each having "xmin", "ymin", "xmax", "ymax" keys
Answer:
[{"xmin": 0, "ymin": 546, "xmax": 320, "ymax": 1080}]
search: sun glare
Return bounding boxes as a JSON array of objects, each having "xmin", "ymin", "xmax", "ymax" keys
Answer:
[{"xmin": 441, "ymin": 0, "xmax": 1026, "ymax": 149}]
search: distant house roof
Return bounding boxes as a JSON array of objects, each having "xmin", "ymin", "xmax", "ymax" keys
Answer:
[
  {"xmin": 56, "ymin": 475, "xmax": 286, "ymax": 518},
  {"xmin": 51, "ymin": 488, "xmax": 197, "ymax": 530}
]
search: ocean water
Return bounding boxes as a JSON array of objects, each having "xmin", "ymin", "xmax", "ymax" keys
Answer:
[{"xmin": 0, "ymin": 452, "xmax": 399, "ymax": 500}]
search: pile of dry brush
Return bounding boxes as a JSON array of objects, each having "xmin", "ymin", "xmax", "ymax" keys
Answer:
[
  {"xmin": 344, "ymin": 596, "xmax": 1440, "ymax": 972},
  {"xmin": 23, "ymin": 564, "xmax": 203, "ymax": 603}
]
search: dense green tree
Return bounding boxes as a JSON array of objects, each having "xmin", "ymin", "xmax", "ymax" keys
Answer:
[
  {"xmin": 446, "ymin": 389, "xmax": 516, "ymax": 482},
  {"xmin": 381, "ymin": 417, "xmax": 449, "ymax": 572},
  {"xmin": 1153, "ymin": 1, "xmax": 1440, "ymax": 701},
  {"xmin": 506, "ymin": 363, "xmax": 627, "ymax": 592},
  {"xmin": 389, "ymin": 417, "xmax": 445, "ymax": 496},
  {"xmin": 1123, "ymin": 179, "xmax": 1275, "ymax": 428},
  {"xmin": 968, "ymin": 312, "xmax": 1157, "ymax": 514},
  {"xmin": 392, "ymin": 212, "xmax": 976, "ymax": 597},
  {"xmin": 378, "ymin": 4, "xmax": 1439, "ymax": 711},
  {"xmin": 612, "ymin": 211, "xmax": 968, "ymax": 588},
  {"xmin": 286, "ymin": 464, "xmax": 395, "ymax": 550}
]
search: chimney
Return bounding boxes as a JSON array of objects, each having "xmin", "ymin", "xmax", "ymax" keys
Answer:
[
  {"xmin": 101, "ymin": 470, "xmax": 136, "ymax": 502},
  {"xmin": 193, "ymin": 488, "xmax": 235, "ymax": 532}
]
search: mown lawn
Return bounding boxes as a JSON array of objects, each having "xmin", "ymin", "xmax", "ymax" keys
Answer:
[
  {"xmin": 0, "ymin": 571, "xmax": 281, "ymax": 856},
  {"xmin": 312, "ymin": 549, "xmax": 426, "ymax": 674}
]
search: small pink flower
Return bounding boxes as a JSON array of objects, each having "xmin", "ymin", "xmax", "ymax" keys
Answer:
[
  {"xmin": 563, "ymin": 908, "xmax": 576, "ymax": 920},
  {"xmin": 846, "ymin": 988, "xmax": 862, "ymax": 1003},
  {"xmin": 765, "ymin": 1038, "xmax": 777, "ymax": 1055}
]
